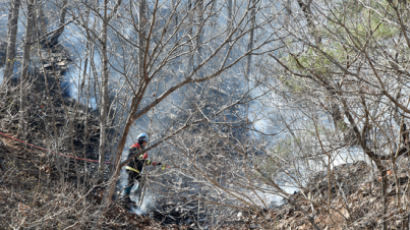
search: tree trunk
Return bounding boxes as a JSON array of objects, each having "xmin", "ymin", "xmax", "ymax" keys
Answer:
[
  {"xmin": 246, "ymin": 0, "xmax": 256, "ymax": 79},
  {"xmin": 196, "ymin": 0, "xmax": 204, "ymax": 66},
  {"xmin": 139, "ymin": 0, "xmax": 147, "ymax": 78},
  {"xmin": 187, "ymin": 0, "xmax": 194, "ymax": 73},
  {"xmin": 18, "ymin": 0, "xmax": 36, "ymax": 136},
  {"xmin": 244, "ymin": 0, "xmax": 256, "ymax": 147},
  {"xmin": 45, "ymin": 0, "xmax": 68, "ymax": 48},
  {"xmin": 36, "ymin": 3, "xmax": 47, "ymax": 37},
  {"xmin": 98, "ymin": 0, "xmax": 109, "ymax": 173},
  {"xmin": 227, "ymin": 0, "xmax": 233, "ymax": 35},
  {"xmin": 4, "ymin": 0, "xmax": 21, "ymax": 83},
  {"xmin": 172, "ymin": 0, "xmax": 179, "ymax": 41}
]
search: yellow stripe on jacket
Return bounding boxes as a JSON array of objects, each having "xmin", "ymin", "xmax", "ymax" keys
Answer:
[{"xmin": 125, "ymin": 165, "xmax": 140, "ymax": 173}]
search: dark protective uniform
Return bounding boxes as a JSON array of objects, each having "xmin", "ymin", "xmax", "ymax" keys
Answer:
[
  {"xmin": 124, "ymin": 142, "xmax": 147, "ymax": 200},
  {"xmin": 123, "ymin": 142, "xmax": 160, "ymax": 206},
  {"xmin": 126, "ymin": 143, "xmax": 147, "ymax": 188}
]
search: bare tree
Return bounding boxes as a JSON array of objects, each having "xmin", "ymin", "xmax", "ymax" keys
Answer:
[
  {"xmin": 18, "ymin": 0, "xmax": 37, "ymax": 136},
  {"xmin": 97, "ymin": 0, "xmax": 114, "ymax": 173},
  {"xmin": 3, "ymin": 0, "xmax": 21, "ymax": 83},
  {"xmin": 253, "ymin": 0, "xmax": 410, "ymax": 228},
  {"xmin": 99, "ymin": 0, "xmax": 275, "ymax": 208}
]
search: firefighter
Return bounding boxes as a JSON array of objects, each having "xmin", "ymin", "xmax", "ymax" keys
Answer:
[{"xmin": 123, "ymin": 133, "xmax": 161, "ymax": 209}]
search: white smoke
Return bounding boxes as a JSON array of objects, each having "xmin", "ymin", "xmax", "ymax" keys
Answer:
[
  {"xmin": 0, "ymin": 68, "xmax": 3, "ymax": 85},
  {"xmin": 130, "ymin": 186, "xmax": 156, "ymax": 215},
  {"xmin": 250, "ymin": 183, "xmax": 299, "ymax": 208},
  {"xmin": 245, "ymin": 147, "xmax": 368, "ymax": 207}
]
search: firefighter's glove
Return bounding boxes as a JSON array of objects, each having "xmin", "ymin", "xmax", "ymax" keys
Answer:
[
  {"xmin": 139, "ymin": 152, "xmax": 148, "ymax": 160},
  {"xmin": 152, "ymin": 162, "xmax": 161, "ymax": 166},
  {"xmin": 161, "ymin": 164, "xmax": 171, "ymax": 170}
]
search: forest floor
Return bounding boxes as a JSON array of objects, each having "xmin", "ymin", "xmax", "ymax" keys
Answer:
[
  {"xmin": 0, "ymin": 132, "xmax": 188, "ymax": 229},
  {"xmin": 270, "ymin": 161, "xmax": 410, "ymax": 229},
  {"xmin": 2, "ymin": 130, "xmax": 410, "ymax": 229}
]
